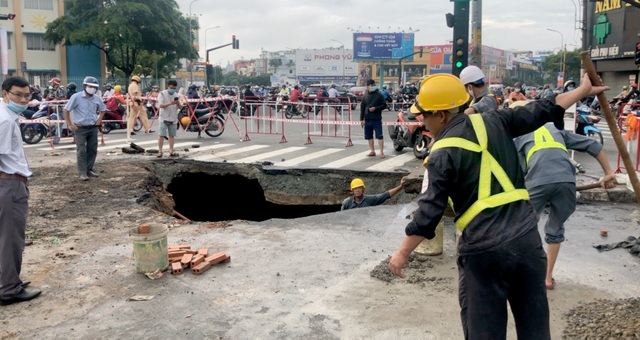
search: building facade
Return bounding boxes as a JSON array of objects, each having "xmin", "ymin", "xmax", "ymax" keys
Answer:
[
  {"xmin": 587, "ymin": 0, "xmax": 640, "ymax": 91},
  {"xmin": 0, "ymin": 0, "xmax": 103, "ymax": 87}
]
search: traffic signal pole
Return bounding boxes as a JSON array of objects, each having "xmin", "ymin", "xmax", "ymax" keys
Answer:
[
  {"xmin": 451, "ymin": 0, "xmax": 470, "ymax": 78},
  {"xmin": 205, "ymin": 36, "xmax": 238, "ymax": 89}
]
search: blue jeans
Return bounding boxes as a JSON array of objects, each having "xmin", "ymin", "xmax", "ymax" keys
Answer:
[{"xmin": 74, "ymin": 126, "xmax": 98, "ymax": 176}]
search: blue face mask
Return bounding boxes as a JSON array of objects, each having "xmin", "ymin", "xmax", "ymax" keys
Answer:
[
  {"xmin": 567, "ymin": 86, "xmax": 575, "ymax": 91},
  {"xmin": 369, "ymin": 86, "xmax": 378, "ymax": 92},
  {"xmin": 168, "ymin": 88, "xmax": 176, "ymax": 94},
  {"xmin": 7, "ymin": 100, "xmax": 28, "ymax": 113}
]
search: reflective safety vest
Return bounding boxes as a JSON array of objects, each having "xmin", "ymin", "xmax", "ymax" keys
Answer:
[
  {"xmin": 430, "ymin": 114, "xmax": 529, "ymax": 231},
  {"xmin": 525, "ymin": 126, "xmax": 567, "ymax": 167}
]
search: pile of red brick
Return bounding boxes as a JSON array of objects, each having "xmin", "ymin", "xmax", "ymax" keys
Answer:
[{"xmin": 168, "ymin": 245, "xmax": 230, "ymax": 275}]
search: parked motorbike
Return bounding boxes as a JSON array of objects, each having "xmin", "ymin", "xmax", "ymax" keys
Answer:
[
  {"xmin": 178, "ymin": 105, "xmax": 225, "ymax": 138},
  {"xmin": 20, "ymin": 103, "xmax": 51, "ymax": 144},
  {"xmin": 101, "ymin": 104, "xmax": 142, "ymax": 134},
  {"xmin": 388, "ymin": 111, "xmax": 432, "ymax": 159},
  {"xmin": 575, "ymin": 105, "xmax": 603, "ymax": 145}
]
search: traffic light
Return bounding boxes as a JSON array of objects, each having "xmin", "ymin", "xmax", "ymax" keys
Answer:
[
  {"xmin": 451, "ymin": 0, "xmax": 469, "ymax": 77},
  {"xmin": 419, "ymin": 47, "xmax": 423, "ymax": 58},
  {"xmin": 635, "ymin": 42, "xmax": 640, "ymax": 65},
  {"xmin": 232, "ymin": 35, "xmax": 239, "ymax": 49}
]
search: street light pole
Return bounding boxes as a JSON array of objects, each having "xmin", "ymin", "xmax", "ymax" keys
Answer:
[
  {"xmin": 331, "ymin": 39, "xmax": 345, "ymax": 85},
  {"xmin": 547, "ymin": 28, "xmax": 564, "ymax": 84},
  {"xmin": 188, "ymin": 0, "xmax": 200, "ymax": 84}
]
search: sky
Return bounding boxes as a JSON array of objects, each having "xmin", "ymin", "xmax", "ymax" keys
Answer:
[{"xmin": 177, "ymin": 0, "xmax": 582, "ymax": 66}]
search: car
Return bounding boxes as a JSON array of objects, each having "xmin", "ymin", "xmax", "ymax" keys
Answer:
[
  {"xmin": 348, "ymin": 86, "xmax": 367, "ymax": 102},
  {"xmin": 301, "ymin": 84, "xmax": 358, "ymax": 110}
]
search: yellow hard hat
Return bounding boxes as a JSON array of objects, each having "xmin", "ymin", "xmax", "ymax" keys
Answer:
[
  {"xmin": 114, "ymin": 85, "xmax": 122, "ymax": 93},
  {"xmin": 350, "ymin": 178, "xmax": 365, "ymax": 190},
  {"xmin": 410, "ymin": 73, "xmax": 469, "ymax": 114},
  {"xmin": 131, "ymin": 75, "xmax": 141, "ymax": 83},
  {"xmin": 180, "ymin": 116, "xmax": 191, "ymax": 126}
]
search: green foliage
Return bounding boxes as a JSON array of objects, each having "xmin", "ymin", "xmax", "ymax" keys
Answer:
[
  {"xmin": 45, "ymin": 0, "xmax": 197, "ymax": 79},
  {"xmin": 540, "ymin": 48, "xmax": 581, "ymax": 84}
]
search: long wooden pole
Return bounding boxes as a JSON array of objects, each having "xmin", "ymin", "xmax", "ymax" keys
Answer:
[{"xmin": 580, "ymin": 51, "xmax": 640, "ymax": 204}]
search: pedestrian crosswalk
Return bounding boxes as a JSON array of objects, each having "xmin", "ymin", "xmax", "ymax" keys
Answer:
[{"xmin": 26, "ymin": 135, "xmax": 422, "ymax": 172}]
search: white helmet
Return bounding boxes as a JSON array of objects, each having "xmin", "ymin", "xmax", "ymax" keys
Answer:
[{"xmin": 459, "ymin": 65, "xmax": 485, "ymax": 85}]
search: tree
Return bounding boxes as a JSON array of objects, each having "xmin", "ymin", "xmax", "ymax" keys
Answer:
[
  {"xmin": 45, "ymin": 0, "xmax": 197, "ymax": 80},
  {"xmin": 540, "ymin": 48, "xmax": 581, "ymax": 85}
]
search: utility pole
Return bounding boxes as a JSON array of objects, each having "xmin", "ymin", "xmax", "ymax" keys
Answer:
[{"xmin": 470, "ymin": 0, "xmax": 482, "ymax": 67}]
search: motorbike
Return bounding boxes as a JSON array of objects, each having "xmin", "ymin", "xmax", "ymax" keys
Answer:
[
  {"xmin": 101, "ymin": 102, "xmax": 142, "ymax": 134},
  {"xmin": 284, "ymin": 100, "xmax": 308, "ymax": 119},
  {"xmin": 575, "ymin": 105, "xmax": 603, "ymax": 145},
  {"xmin": 20, "ymin": 103, "xmax": 51, "ymax": 144},
  {"xmin": 177, "ymin": 105, "xmax": 225, "ymax": 138},
  {"xmin": 388, "ymin": 111, "xmax": 432, "ymax": 159}
]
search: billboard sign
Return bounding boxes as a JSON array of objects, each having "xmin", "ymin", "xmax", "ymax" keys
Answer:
[{"xmin": 352, "ymin": 33, "xmax": 415, "ymax": 61}]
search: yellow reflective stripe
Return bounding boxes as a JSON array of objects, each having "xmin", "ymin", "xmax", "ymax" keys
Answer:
[
  {"xmin": 431, "ymin": 138, "xmax": 481, "ymax": 153},
  {"xmin": 525, "ymin": 126, "xmax": 568, "ymax": 167},
  {"xmin": 426, "ymin": 114, "xmax": 528, "ymax": 232},
  {"xmin": 455, "ymin": 189, "xmax": 530, "ymax": 231}
]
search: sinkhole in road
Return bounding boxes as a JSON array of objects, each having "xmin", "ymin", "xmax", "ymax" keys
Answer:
[{"xmin": 167, "ymin": 172, "xmax": 342, "ymax": 222}]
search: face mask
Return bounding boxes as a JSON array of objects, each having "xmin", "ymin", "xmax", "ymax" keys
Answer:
[
  {"xmin": 514, "ymin": 88, "xmax": 521, "ymax": 92},
  {"xmin": 369, "ymin": 86, "xmax": 377, "ymax": 92},
  {"xmin": 467, "ymin": 86, "xmax": 475, "ymax": 99},
  {"xmin": 85, "ymin": 87, "xmax": 96, "ymax": 95},
  {"xmin": 7, "ymin": 100, "xmax": 28, "ymax": 113},
  {"xmin": 567, "ymin": 86, "xmax": 575, "ymax": 91},
  {"xmin": 168, "ymin": 88, "xmax": 176, "ymax": 95}
]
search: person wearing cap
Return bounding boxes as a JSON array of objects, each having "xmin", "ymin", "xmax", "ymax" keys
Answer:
[
  {"xmin": 127, "ymin": 75, "xmax": 153, "ymax": 140},
  {"xmin": 388, "ymin": 72, "xmax": 609, "ymax": 338},
  {"xmin": 341, "ymin": 177, "xmax": 406, "ymax": 210},
  {"xmin": 511, "ymin": 100, "xmax": 616, "ymax": 291},
  {"xmin": 44, "ymin": 77, "xmax": 65, "ymax": 101},
  {"xmin": 63, "ymin": 76, "xmax": 107, "ymax": 181},
  {"xmin": 459, "ymin": 65, "xmax": 498, "ymax": 115},
  {"xmin": 102, "ymin": 83, "xmax": 114, "ymax": 99}
]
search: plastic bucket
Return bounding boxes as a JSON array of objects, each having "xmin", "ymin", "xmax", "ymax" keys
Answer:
[
  {"xmin": 129, "ymin": 224, "xmax": 169, "ymax": 274},
  {"xmin": 413, "ymin": 220, "xmax": 444, "ymax": 256}
]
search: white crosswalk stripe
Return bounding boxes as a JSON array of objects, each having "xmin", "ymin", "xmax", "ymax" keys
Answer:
[
  {"xmin": 234, "ymin": 147, "xmax": 306, "ymax": 163},
  {"xmin": 25, "ymin": 133, "xmax": 424, "ymax": 171},
  {"xmin": 278, "ymin": 148, "xmax": 344, "ymax": 167},
  {"xmin": 194, "ymin": 145, "xmax": 269, "ymax": 161},
  {"xmin": 366, "ymin": 153, "xmax": 418, "ymax": 171}
]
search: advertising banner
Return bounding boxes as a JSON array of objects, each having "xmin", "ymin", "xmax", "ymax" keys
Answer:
[{"xmin": 352, "ymin": 33, "xmax": 414, "ymax": 60}]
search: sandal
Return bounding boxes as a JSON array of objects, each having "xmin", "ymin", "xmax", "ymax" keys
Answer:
[
  {"xmin": 366, "ymin": 151, "xmax": 376, "ymax": 157},
  {"xmin": 156, "ymin": 153, "xmax": 163, "ymax": 158},
  {"xmin": 380, "ymin": 154, "xmax": 386, "ymax": 159},
  {"xmin": 169, "ymin": 152, "xmax": 179, "ymax": 157}
]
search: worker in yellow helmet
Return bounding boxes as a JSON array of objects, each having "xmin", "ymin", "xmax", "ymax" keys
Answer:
[
  {"xmin": 388, "ymin": 73, "xmax": 609, "ymax": 338},
  {"xmin": 341, "ymin": 177, "xmax": 406, "ymax": 210}
]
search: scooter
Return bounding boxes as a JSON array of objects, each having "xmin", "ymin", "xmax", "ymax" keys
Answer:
[
  {"xmin": 178, "ymin": 105, "xmax": 225, "ymax": 138},
  {"xmin": 20, "ymin": 103, "xmax": 51, "ymax": 144},
  {"xmin": 575, "ymin": 105, "xmax": 603, "ymax": 145},
  {"xmin": 101, "ymin": 104, "xmax": 142, "ymax": 134},
  {"xmin": 388, "ymin": 111, "xmax": 432, "ymax": 159}
]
